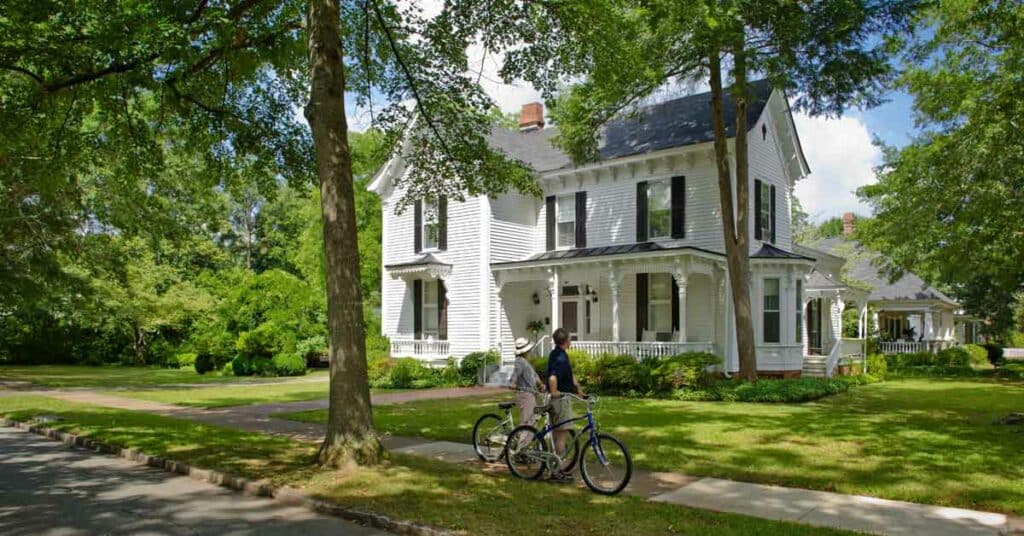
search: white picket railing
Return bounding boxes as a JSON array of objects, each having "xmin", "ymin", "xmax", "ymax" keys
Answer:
[
  {"xmin": 877, "ymin": 340, "xmax": 954, "ymax": 355},
  {"xmin": 390, "ymin": 338, "xmax": 451, "ymax": 359},
  {"xmin": 571, "ymin": 341, "xmax": 714, "ymax": 361}
]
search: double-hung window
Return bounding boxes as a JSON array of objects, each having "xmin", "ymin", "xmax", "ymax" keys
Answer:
[
  {"xmin": 647, "ymin": 179, "xmax": 671, "ymax": 239},
  {"xmin": 763, "ymin": 278, "xmax": 780, "ymax": 343},
  {"xmin": 758, "ymin": 183, "xmax": 772, "ymax": 242},
  {"xmin": 422, "ymin": 201, "xmax": 440, "ymax": 251},
  {"xmin": 422, "ymin": 280, "xmax": 439, "ymax": 338},
  {"xmin": 557, "ymin": 194, "xmax": 576, "ymax": 248},
  {"xmin": 648, "ymin": 273, "xmax": 673, "ymax": 333}
]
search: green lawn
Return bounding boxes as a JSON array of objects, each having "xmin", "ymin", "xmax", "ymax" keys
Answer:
[
  {"xmin": 0, "ymin": 395, "xmax": 847, "ymax": 535},
  {"xmin": 282, "ymin": 378, "xmax": 1024, "ymax": 514},
  {"xmin": 0, "ymin": 365, "xmax": 329, "ymax": 388},
  {"xmin": 106, "ymin": 383, "xmax": 408, "ymax": 408}
]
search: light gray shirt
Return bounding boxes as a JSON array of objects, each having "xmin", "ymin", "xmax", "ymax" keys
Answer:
[{"xmin": 511, "ymin": 356, "xmax": 539, "ymax": 391}]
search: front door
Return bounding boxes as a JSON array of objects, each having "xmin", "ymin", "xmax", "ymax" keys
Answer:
[
  {"xmin": 561, "ymin": 300, "xmax": 579, "ymax": 340},
  {"xmin": 807, "ymin": 298, "xmax": 823, "ymax": 355}
]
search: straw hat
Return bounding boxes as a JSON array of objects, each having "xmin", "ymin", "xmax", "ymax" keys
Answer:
[{"xmin": 513, "ymin": 337, "xmax": 536, "ymax": 356}]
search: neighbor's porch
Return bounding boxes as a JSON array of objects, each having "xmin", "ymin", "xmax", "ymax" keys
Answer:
[{"xmin": 874, "ymin": 303, "xmax": 957, "ymax": 354}]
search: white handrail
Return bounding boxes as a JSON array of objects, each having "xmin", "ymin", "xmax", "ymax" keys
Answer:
[
  {"xmin": 571, "ymin": 340, "xmax": 714, "ymax": 361},
  {"xmin": 824, "ymin": 339, "xmax": 842, "ymax": 377}
]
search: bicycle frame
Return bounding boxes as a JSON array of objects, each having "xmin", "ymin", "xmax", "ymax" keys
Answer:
[{"xmin": 527, "ymin": 395, "xmax": 609, "ymax": 467}]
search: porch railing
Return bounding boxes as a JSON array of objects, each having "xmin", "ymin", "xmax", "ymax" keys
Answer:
[
  {"xmin": 829, "ymin": 338, "xmax": 867, "ymax": 377},
  {"xmin": 877, "ymin": 340, "xmax": 954, "ymax": 355},
  {"xmin": 390, "ymin": 338, "xmax": 451, "ymax": 359},
  {"xmin": 571, "ymin": 341, "xmax": 714, "ymax": 361}
]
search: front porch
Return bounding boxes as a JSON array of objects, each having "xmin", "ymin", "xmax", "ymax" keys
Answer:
[{"xmin": 874, "ymin": 305, "xmax": 957, "ymax": 354}]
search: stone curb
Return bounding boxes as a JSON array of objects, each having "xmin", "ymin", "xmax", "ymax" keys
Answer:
[{"xmin": 1, "ymin": 418, "xmax": 455, "ymax": 536}]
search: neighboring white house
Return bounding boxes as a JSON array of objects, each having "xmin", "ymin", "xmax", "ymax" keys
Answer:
[{"xmin": 370, "ymin": 80, "xmax": 832, "ymax": 377}]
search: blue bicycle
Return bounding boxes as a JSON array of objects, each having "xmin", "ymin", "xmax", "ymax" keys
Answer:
[{"xmin": 504, "ymin": 393, "xmax": 632, "ymax": 495}]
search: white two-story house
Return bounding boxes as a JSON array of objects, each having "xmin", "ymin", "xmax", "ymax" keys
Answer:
[{"xmin": 369, "ymin": 80, "xmax": 829, "ymax": 377}]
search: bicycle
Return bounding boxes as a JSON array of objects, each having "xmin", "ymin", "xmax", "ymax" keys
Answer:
[
  {"xmin": 504, "ymin": 393, "xmax": 632, "ymax": 496},
  {"xmin": 471, "ymin": 391, "xmax": 580, "ymax": 468}
]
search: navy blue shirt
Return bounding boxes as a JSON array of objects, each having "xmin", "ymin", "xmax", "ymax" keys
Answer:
[{"xmin": 546, "ymin": 347, "xmax": 575, "ymax": 394}]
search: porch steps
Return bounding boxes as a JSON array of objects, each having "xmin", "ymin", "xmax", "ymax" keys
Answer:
[
  {"xmin": 802, "ymin": 356, "xmax": 827, "ymax": 378},
  {"xmin": 483, "ymin": 364, "xmax": 514, "ymax": 387}
]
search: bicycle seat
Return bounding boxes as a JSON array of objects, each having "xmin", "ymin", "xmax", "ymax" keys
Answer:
[{"xmin": 498, "ymin": 402, "xmax": 516, "ymax": 410}]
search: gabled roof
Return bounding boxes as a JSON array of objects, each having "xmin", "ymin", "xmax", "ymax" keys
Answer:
[
  {"xmin": 803, "ymin": 237, "xmax": 957, "ymax": 306},
  {"xmin": 806, "ymin": 269, "xmax": 846, "ymax": 291},
  {"xmin": 384, "ymin": 253, "xmax": 450, "ymax": 269},
  {"xmin": 487, "ymin": 80, "xmax": 774, "ymax": 174}
]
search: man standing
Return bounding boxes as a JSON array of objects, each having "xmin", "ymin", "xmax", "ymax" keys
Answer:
[{"xmin": 546, "ymin": 328, "xmax": 583, "ymax": 482}]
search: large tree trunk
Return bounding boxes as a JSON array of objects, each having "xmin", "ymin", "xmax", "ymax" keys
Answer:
[
  {"xmin": 709, "ymin": 49, "xmax": 758, "ymax": 381},
  {"xmin": 304, "ymin": 0, "xmax": 383, "ymax": 467}
]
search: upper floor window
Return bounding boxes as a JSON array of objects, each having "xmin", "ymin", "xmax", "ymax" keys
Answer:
[
  {"xmin": 648, "ymin": 179, "xmax": 671, "ymax": 239},
  {"xmin": 754, "ymin": 179, "xmax": 775, "ymax": 243},
  {"xmin": 763, "ymin": 278, "xmax": 780, "ymax": 343},
  {"xmin": 423, "ymin": 200, "xmax": 440, "ymax": 251},
  {"xmin": 414, "ymin": 198, "xmax": 446, "ymax": 253},
  {"xmin": 557, "ymin": 194, "xmax": 576, "ymax": 248}
]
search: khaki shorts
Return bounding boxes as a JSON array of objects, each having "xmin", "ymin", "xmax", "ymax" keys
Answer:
[
  {"xmin": 516, "ymin": 390, "xmax": 537, "ymax": 426},
  {"xmin": 548, "ymin": 396, "xmax": 574, "ymax": 431}
]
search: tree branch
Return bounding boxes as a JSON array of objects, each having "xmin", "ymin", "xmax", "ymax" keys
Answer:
[{"xmin": 0, "ymin": 64, "xmax": 45, "ymax": 86}]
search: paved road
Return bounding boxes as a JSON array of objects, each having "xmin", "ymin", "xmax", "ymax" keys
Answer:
[{"xmin": 0, "ymin": 428, "xmax": 386, "ymax": 536}]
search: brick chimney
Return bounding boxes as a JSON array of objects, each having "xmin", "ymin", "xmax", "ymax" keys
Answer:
[
  {"xmin": 842, "ymin": 212, "xmax": 855, "ymax": 236},
  {"xmin": 519, "ymin": 102, "xmax": 544, "ymax": 131}
]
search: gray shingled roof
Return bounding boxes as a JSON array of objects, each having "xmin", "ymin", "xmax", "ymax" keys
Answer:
[
  {"xmin": 803, "ymin": 237, "xmax": 957, "ymax": 305},
  {"xmin": 384, "ymin": 253, "xmax": 451, "ymax": 269},
  {"xmin": 487, "ymin": 80, "xmax": 774, "ymax": 173},
  {"xmin": 806, "ymin": 269, "xmax": 846, "ymax": 291}
]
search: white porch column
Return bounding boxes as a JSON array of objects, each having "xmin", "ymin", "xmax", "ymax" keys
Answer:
[
  {"xmin": 494, "ymin": 280, "xmax": 505, "ymax": 360},
  {"xmin": 608, "ymin": 268, "xmax": 621, "ymax": 342},
  {"xmin": 871, "ymin": 310, "xmax": 879, "ymax": 337},
  {"xmin": 924, "ymin": 310, "xmax": 934, "ymax": 341},
  {"xmin": 549, "ymin": 268, "xmax": 560, "ymax": 331},
  {"xmin": 673, "ymin": 268, "xmax": 688, "ymax": 343},
  {"xmin": 801, "ymin": 294, "xmax": 811, "ymax": 357}
]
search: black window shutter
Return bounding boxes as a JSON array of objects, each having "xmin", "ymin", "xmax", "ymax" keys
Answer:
[
  {"xmin": 636, "ymin": 273, "xmax": 648, "ymax": 341},
  {"xmin": 438, "ymin": 198, "xmax": 448, "ymax": 250},
  {"xmin": 545, "ymin": 195, "xmax": 556, "ymax": 251},
  {"xmin": 438, "ymin": 281, "xmax": 448, "ymax": 340},
  {"xmin": 636, "ymin": 182, "xmax": 648, "ymax": 242},
  {"xmin": 575, "ymin": 191, "xmax": 587, "ymax": 248},
  {"xmin": 671, "ymin": 176, "xmax": 686, "ymax": 239},
  {"xmin": 770, "ymin": 184, "xmax": 777, "ymax": 244},
  {"xmin": 414, "ymin": 200, "xmax": 423, "ymax": 253},
  {"xmin": 671, "ymin": 277, "xmax": 680, "ymax": 332},
  {"xmin": 413, "ymin": 279, "xmax": 423, "ymax": 339},
  {"xmin": 754, "ymin": 180, "xmax": 763, "ymax": 241}
]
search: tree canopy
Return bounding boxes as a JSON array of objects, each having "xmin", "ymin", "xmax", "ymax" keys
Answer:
[{"xmin": 858, "ymin": 0, "xmax": 1024, "ymax": 335}]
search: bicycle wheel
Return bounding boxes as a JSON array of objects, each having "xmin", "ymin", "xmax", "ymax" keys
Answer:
[
  {"xmin": 472, "ymin": 413, "xmax": 509, "ymax": 462},
  {"xmin": 579, "ymin": 433, "xmax": 632, "ymax": 495},
  {"xmin": 556, "ymin": 428, "xmax": 581, "ymax": 473},
  {"xmin": 504, "ymin": 425, "xmax": 546, "ymax": 480}
]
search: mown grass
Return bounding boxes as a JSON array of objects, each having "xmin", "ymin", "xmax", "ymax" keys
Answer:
[
  {"xmin": 0, "ymin": 365, "xmax": 328, "ymax": 388},
  {"xmin": 106, "ymin": 383, "xmax": 406, "ymax": 408},
  {"xmin": 0, "ymin": 394, "xmax": 848, "ymax": 535},
  {"xmin": 282, "ymin": 377, "xmax": 1024, "ymax": 514}
]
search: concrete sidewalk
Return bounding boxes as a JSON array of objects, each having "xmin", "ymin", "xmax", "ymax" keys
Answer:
[{"xmin": 22, "ymin": 388, "xmax": 1023, "ymax": 536}]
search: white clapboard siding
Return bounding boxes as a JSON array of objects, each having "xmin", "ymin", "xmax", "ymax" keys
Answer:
[
  {"xmin": 489, "ymin": 193, "xmax": 537, "ymax": 263},
  {"xmin": 747, "ymin": 102, "xmax": 794, "ymax": 253}
]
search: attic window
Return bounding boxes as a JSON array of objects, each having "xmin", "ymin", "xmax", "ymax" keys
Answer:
[{"xmin": 761, "ymin": 124, "xmax": 767, "ymax": 140}]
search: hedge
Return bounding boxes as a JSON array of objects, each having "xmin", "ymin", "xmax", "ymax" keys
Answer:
[{"xmin": 674, "ymin": 375, "xmax": 878, "ymax": 403}]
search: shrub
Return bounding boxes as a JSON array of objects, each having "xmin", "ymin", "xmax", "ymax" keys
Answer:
[
  {"xmin": 674, "ymin": 376, "xmax": 877, "ymax": 403},
  {"xmin": 964, "ymin": 344, "xmax": 990, "ymax": 367},
  {"xmin": 194, "ymin": 352, "xmax": 230, "ymax": 375},
  {"xmin": 866, "ymin": 354, "xmax": 887, "ymax": 379},
  {"xmin": 389, "ymin": 357, "xmax": 429, "ymax": 389},
  {"xmin": 440, "ymin": 357, "xmax": 464, "ymax": 386},
  {"xmin": 367, "ymin": 352, "xmax": 396, "ymax": 386},
  {"xmin": 936, "ymin": 346, "xmax": 971, "ymax": 368},
  {"xmin": 567, "ymin": 349, "xmax": 595, "ymax": 385},
  {"xmin": 297, "ymin": 335, "xmax": 327, "ymax": 366},
  {"xmin": 529, "ymin": 355, "xmax": 547, "ymax": 378},
  {"xmin": 983, "ymin": 344, "xmax": 1005, "ymax": 367},
  {"xmin": 589, "ymin": 354, "xmax": 649, "ymax": 395},
  {"xmin": 172, "ymin": 352, "xmax": 198, "ymax": 369},
  {"xmin": 652, "ymin": 352, "xmax": 720, "ymax": 392},
  {"xmin": 459, "ymin": 351, "xmax": 499, "ymax": 384},
  {"xmin": 271, "ymin": 351, "xmax": 307, "ymax": 376}
]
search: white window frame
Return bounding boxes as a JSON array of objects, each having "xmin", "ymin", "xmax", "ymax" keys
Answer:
[
  {"xmin": 556, "ymin": 194, "xmax": 576, "ymax": 249},
  {"xmin": 647, "ymin": 178, "xmax": 671, "ymax": 239},
  {"xmin": 758, "ymin": 181, "xmax": 772, "ymax": 242},
  {"xmin": 422, "ymin": 280, "xmax": 439, "ymax": 339},
  {"xmin": 762, "ymin": 277, "xmax": 781, "ymax": 343},
  {"xmin": 648, "ymin": 273, "xmax": 673, "ymax": 334},
  {"xmin": 422, "ymin": 200, "xmax": 441, "ymax": 251}
]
